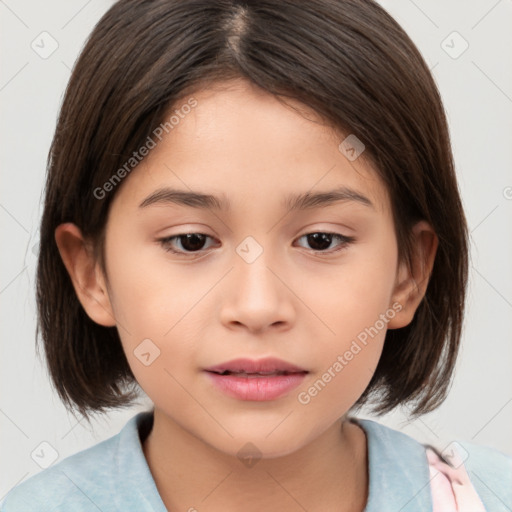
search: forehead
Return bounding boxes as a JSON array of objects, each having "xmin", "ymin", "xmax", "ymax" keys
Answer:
[{"xmin": 113, "ymin": 78, "xmax": 391, "ymax": 217}]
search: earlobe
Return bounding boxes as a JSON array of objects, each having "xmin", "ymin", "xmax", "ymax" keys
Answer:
[
  {"xmin": 54, "ymin": 223, "xmax": 116, "ymax": 327},
  {"xmin": 387, "ymin": 220, "xmax": 438, "ymax": 329}
]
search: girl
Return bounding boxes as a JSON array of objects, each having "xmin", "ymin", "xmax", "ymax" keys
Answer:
[{"xmin": 2, "ymin": 0, "xmax": 510, "ymax": 510}]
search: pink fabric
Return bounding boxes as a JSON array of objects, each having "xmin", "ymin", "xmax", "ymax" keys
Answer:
[{"xmin": 426, "ymin": 447, "xmax": 486, "ymax": 511}]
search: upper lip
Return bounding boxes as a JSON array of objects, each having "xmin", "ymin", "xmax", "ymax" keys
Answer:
[{"xmin": 204, "ymin": 357, "xmax": 308, "ymax": 375}]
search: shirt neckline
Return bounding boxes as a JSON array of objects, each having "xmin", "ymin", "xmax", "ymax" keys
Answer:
[
  {"xmin": 115, "ymin": 410, "xmax": 432, "ymax": 512},
  {"xmin": 351, "ymin": 416, "xmax": 433, "ymax": 511}
]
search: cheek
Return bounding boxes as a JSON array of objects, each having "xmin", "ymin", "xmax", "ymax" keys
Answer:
[
  {"xmin": 293, "ymin": 232, "xmax": 397, "ymax": 403},
  {"xmin": 105, "ymin": 234, "xmax": 200, "ymax": 335},
  {"xmin": 295, "ymin": 276, "xmax": 390, "ymax": 425},
  {"xmin": 299, "ymin": 240, "xmax": 397, "ymax": 345},
  {"xmin": 103, "ymin": 237, "xmax": 204, "ymax": 391}
]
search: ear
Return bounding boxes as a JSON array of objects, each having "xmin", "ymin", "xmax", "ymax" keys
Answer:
[
  {"xmin": 387, "ymin": 220, "xmax": 438, "ymax": 329},
  {"xmin": 54, "ymin": 223, "xmax": 116, "ymax": 327}
]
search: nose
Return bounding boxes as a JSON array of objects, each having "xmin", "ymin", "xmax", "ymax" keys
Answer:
[{"xmin": 219, "ymin": 247, "xmax": 295, "ymax": 334}]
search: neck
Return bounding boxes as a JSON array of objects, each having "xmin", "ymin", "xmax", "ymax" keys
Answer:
[{"xmin": 142, "ymin": 408, "xmax": 369, "ymax": 512}]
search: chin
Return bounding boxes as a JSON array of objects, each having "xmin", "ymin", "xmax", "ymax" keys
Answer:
[{"xmin": 209, "ymin": 430, "xmax": 308, "ymax": 461}]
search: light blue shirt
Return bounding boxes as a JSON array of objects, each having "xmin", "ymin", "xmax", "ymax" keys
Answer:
[{"xmin": 1, "ymin": 410, "xmax": 511, "ymax": 511}]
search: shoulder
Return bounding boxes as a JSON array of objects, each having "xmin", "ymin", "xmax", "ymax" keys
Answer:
[
  {"xmin": 0, "ymin": 411, "xmax": 162, "ymax": 512},
  {"xmin": 0, "ymin": 432, "xmax": 121, "ymax": 512},
  {"xmin": 453, "ymin": 439, "xmax": 512, "ymax": 510},
  {"xmin": 353, "ymin": 417, "xmax": 512, "ymax": 510}
]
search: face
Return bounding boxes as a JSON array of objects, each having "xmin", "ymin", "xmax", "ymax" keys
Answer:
[{"xmin": 75, "ymin": 78, "xmax": 412, "ymax": 457}]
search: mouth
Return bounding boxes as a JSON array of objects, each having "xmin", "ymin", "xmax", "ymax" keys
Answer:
[
  {"xmin": 206, "ymin": 369, "xmax": 307, "ymax": 377},
  {"xmin": 204, "ymin": 370, "xmax": 308, "ymax": 401},
  {"xmin": 204, "ymin": 356, "xmax": 308, "ymax": 375},
  {"xmin": 203, "ymin": 357, "xmax": 309, "ymax": 401}
]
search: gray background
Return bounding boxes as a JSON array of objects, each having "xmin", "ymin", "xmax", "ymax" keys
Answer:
[{"xmin": 1, "ymin": 0, "xmax": 511, "ymax": 498}]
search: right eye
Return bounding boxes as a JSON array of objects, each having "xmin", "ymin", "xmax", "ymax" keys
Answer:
[{"xmin": 158, "ymin": 233, "xmax": 217, "ymax": 255}]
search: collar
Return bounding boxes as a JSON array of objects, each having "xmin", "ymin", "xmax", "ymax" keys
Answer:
[
  {"xmin": 352, "ymin": 417, "xmax": 433, "ymax": 511},
  {"xmin": 114, "ymin": 411, "xmax": 432, "ymax": 511}
]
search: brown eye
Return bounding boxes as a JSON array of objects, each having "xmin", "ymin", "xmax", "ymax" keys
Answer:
[
  {"xmin": 159, "ymin": 233, "xmax": 215, "ymax": 254},
  {"xmin": 295, "ymin": 232, "xmax": 355, "ymax": 253}
]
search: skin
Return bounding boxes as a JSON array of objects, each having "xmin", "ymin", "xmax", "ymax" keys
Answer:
[{"xmin": 55, "ymin": 78, "xmax": 438, "ymax": 512}]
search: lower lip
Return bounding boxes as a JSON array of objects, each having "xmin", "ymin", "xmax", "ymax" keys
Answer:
[{"xmin": 204, "ymin": 371, "xmax": 307, "ymax": 401}]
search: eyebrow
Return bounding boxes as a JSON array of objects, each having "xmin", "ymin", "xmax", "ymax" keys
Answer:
[{"xmin": 138, "ymin": 186, "xmax": 375, "ymax": 211}]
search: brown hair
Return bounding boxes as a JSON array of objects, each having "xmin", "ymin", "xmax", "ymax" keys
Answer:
[{"xmin": 36, "ymin": 0, "xmax": 468, "ymax": 422}]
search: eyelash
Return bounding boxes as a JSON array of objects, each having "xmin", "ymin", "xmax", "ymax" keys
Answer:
[{"xmin": 158, "ymin": 232, "xmax": 356, "ymax": 257}]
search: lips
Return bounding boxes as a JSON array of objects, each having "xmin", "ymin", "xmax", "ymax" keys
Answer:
[
  {"xmin": 212, "ymin": 371, "xmax": 292, "ymax": 377},
  {"xmin": 204, "ymin": 357, "xmax": 309, "ymax": 401},
  {"xmin": 204, "ymin": 357, "xmax": 308, "ymax": 376}
]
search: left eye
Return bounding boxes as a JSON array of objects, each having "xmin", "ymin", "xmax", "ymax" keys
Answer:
[
  {"xmin": 295, "ymin": 232, "xmax": 355, "ymax": 253},
  {"xmin": 158, "ymin": 232, "xmax": 355, "ymax": 255}
]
